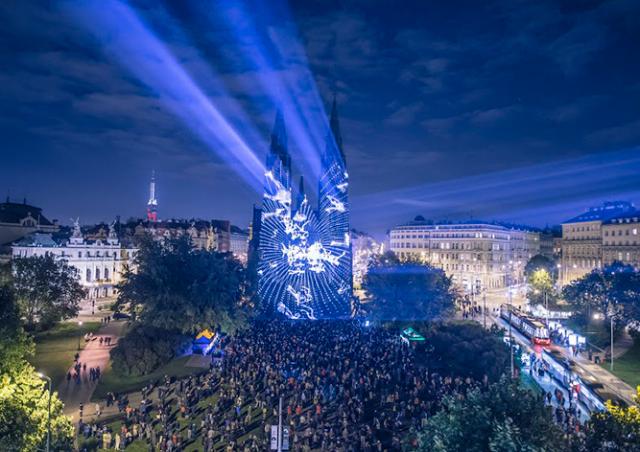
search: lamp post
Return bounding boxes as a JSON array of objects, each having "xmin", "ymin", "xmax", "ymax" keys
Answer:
[
  {"xmin": 608, "ymin": 302, "xmax": 615, "ymax": 371},
  {"xmin": 544, "ymin": 288, "xmax": 549, "ymax": 327},
  {"xmin": 508, "ymin": 260, "xmax": 514, "ymax": 379},
  {"xmin": 37, "ymin": 372, "xmax": 52, "ymax": 452},
  {"xmin": 483, "ymin": 289, "xmax": 487, "ymax": 329},
  {"xmin": 77, "ymin": 320, "xmax": 83, "ymax": 351}
]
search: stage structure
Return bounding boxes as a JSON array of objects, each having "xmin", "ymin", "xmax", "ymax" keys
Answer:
[{"xmin": 257, "ymin": 101, "xmax": 353, "ymax": 319}]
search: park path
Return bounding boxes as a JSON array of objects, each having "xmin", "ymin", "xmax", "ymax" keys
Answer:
[
  {"xmin": 612, "ymin": 327, "xmax": 634, "ymax": 359},
  {"xmin": 59, "ymin": 320, "xmax": 126, "ymax": 421}
]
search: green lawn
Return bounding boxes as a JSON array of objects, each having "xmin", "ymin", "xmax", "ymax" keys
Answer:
[
  {"xmin": 601, "ymin": 339, "xmax": 640, "ymax": 390},
  {"xmin": 92, "ymin": 355, "xmax": 202, "ymax": 401},
  {"xmin": 30, "ymin": 321, "xmax": 102, "ymax": 387},
  {"xmin": 563, "ymin": 317, "xmax": 619, "ymax": 351}
]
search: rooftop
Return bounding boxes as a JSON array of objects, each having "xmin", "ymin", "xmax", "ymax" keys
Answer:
[
  {"xmin": 563, "ymin": 201, "xmax": 636, "ymax": 224},
  {"xmin": 393, "ymin": 216, "xmax": 537, "ymax": 232},
  {"xmin": 0, "ymin": 200, "xmax": 54, "ymax": 226}
]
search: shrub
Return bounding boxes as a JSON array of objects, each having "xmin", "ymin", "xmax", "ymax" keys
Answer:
[
  {"xmin": 110, "ymin": 325, "xmax": 190, "ymax": 376},
  {"xmin": 418, "ymin": 322, "xmax": 510, "ymax": 382}
]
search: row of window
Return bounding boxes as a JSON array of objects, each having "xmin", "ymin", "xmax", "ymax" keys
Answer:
[
  {"xmin": 390, "ymin": 241, "xmax": 533, "ymax": 252},
  {"xmin": 85, "ymin": 267, "xmax": 114, "ymax": 282},
  {"xmin": 604, "ymin": 228, "xmax": 638, "ymax": 236}
]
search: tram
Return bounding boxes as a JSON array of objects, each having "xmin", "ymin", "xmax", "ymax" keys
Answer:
[{"xmin": 500, "ymin": 304, "xmax": 551, "ymax": 346}]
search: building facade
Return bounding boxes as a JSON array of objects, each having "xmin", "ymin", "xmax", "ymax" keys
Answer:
[
  {"xmin": 351, "ymin": 230, "xmax": 383, "ymax": 290},
  {"xmin": 117, "ymin": 219, "xmax": 231, "ymax": 252},
  {"xmin": 0, "ymin": 199, "xmax": 58, "ymax": 253},
  {"xmin": 561, "ymin": 201, "xmax": 637, "ymax": 285},
  {"xmin": 12, "ymin": 221, "xmax": 136, "ymax": 298},
  {"xmin": 602, "ymin": 213, "xmax": 640, "ymax": 267},
  {"xmin": 389, "ymin": 218, "xmax": 540, "ymax": 292},
  {"xmin": 257, "ymin": 102, "xmax": 353, "ymax": 319},
  {"xmin": 230, "ymin": 227, "xmax": 249, "ymax": 264}
]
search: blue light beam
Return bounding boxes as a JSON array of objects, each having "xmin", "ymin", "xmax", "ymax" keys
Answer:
[{"xmin": 63, "ymin": 0, "xmax": 265, "ymax": 191}]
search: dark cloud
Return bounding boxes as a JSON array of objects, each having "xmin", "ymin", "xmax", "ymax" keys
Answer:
[{"xmin": 0, "ymin": 0, "xmax": 638, "ymax": 235}]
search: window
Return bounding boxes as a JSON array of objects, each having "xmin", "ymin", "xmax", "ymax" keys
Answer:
[
  {"xmin": 95, "ymin": 268, "xmax": 100, "ymax": 280},
  {"xmin": 104, "ymin": 268, "xmax": 109, "ymax": 280},
  {"xmin": 86, "ymin": 269, "xmax": 91, "ymax": 281}
]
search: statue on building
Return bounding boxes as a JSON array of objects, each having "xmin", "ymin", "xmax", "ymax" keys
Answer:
[{"xmin": 71, "ymin": 217, "xmax": 82, "ymax": 238}]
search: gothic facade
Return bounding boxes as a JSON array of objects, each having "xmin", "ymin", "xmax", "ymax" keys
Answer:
[{"xmin": 257, "ymin": 102, "xmax": 353, "ymax": 319}]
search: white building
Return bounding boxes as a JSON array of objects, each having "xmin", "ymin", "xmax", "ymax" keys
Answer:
[
  {"xmin": 389, "ymin": 217, "xmax": 540, "ymax": 293},
  {"xmin": 12, "ymin": 221, "xmax": 137, "ymax": 298},
  {"xmin": 230, "ymin": 228, "xmax": 249, "ymax": 264},
  {"xmin": 351, "ymin": 230, "xmax": 383, "ymax": 290},
  {"xmin": 561, "ymin": 201, "xmax": 636, "ymax": 285}
]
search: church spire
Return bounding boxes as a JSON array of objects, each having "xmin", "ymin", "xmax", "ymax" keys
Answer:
[
  {"xmin": 295, "ymin": 175, "xmax": 305, "ymax": 210},
  {"xmin": 270, "ymin": 109, "xmax": 290, "ymax": 169},
  {"xmin": 329, "ymin": 96, "xmax": 345, "ymax": 164}
]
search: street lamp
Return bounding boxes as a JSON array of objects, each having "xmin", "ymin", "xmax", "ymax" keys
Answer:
[
  {"xmin": 37, "ymin": 372, "xmax": 52, "ymax": 452},
  {"xmin": 608, "ymin": 303, "xmax": 616, "ymax": 371},
  {"xmin": 77, "ymin": 320, "xmax": 83, "ymax": 351},
  {"xmin": 507, "ymin": 260, "xmax": 515, "ymax": 379}
]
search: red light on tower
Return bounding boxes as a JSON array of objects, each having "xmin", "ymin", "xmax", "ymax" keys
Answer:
[{"xmin": 147, "ymin": 170, "xmax": 158, "ymax": 222}]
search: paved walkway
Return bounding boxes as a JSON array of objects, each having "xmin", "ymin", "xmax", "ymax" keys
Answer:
[
  {"xmin": 552, "ymin": 343, "xmax": 637, "ymax": 406},
  {"xmin": 488, "ymin": 313, "xmax": 637, "ymax": 407},
  {"xmin": 59, "ymin": 320, "xmax": 126, "ymax": 421},
  {"xmin": 613, "ymin": 327, "xmax": 634, "ymax": 359}
]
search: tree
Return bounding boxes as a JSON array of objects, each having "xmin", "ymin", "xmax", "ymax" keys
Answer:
[
  {"xmin": 419, "ymin": 322, "xmax": 510, "ymax": 382},
  {"xmin": 0, "ymin": 363, "xmax": 75, "ymax": 452},
  {"xmin": 117, "ymin": 235, "xmax": 247, "ymax": 334},
  {"xmin": 578, "ymin": 387, "xmax": 640, "ymax": 451},
  {"xmin": 0, "ymin": 282, "xmax": 74, "ymax": 451},
  {"xmin": 562, "ymin": 262, "xmax": 640, "ymax": 324},
  {"xmin": 363, "ymin": 252, "xmax": 456, "ymax": 321},
  {"xmin": 417, "ymin": 377, "xmax": 564, "ymax": 452},
  {"xmin": 110, "ymin": 325, "xmax": 190, "ymax": 376},
  {"xmin": 527, "ymin": 268, "xmax": 559, "ymax": 308},
  {"xmin": 12, "ymin": 254, "xmax": 85, "ymax": 330},
  {"xmin": 0, "ymin": 285, "xmax": 34, "ymax": 375},
  {"xmin": 524, "ymin": 254, "xmax": 557, "ymax": 282}
]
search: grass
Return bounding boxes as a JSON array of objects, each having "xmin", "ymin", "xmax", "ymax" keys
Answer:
[
  {"xmin": 30, "ymin": 321, "xmax": 102, "ymax": 387},
  {"xmin": 601, "ymin": 339, "xmax": 640, "ymax": 390},
  {"xmin": 92, "ymin": 355, "xmax": 201, "ymax": 401},
  {"xmin": 563, "ymin": 317, "xmax": 619, "ymax": 351},
  {"xmin": 520, "ymin": 371, "xmax": 543, "ymax": 395}
]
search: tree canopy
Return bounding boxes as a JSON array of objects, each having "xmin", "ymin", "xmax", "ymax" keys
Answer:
[
  {"xmin": 524, "ymin": 254, "xmax": 557, "ymax": 281},
  {"xmin": 577, "ymin": 387, "xmax": 640, "ymax": 451},
  {"xmin": 116, "ymin": 235, "xmax": 248, "ymax": 334},
  {"xmin": 417, "ymin": 377, "xmax": 564, "ymax": 452},
  {"xmin": 12, "ymin": 254, "xmax": 85, "ymax": 330},
  {"xmin": 418, "ymin": 322, "xmax": 510, "ymax": 382},
  {"xmin": 363, "ymin": 252, "xmax": 456, "ymax": 321},
  {"xmin": 0, "ymin": 280, "xmax": 74, "ymax": 451},
  {"xmin": 562, "ymin": 261, "xmax": 640, "ymax": 324}
]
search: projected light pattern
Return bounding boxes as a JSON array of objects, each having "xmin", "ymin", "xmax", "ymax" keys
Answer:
[{"xmin": 258, "ymin": 107, "xmax": 353, "ymax": 319}]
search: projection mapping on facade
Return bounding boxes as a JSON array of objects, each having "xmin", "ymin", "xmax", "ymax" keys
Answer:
[{"xmin": 257, "ymin": 101, "xmax": 353, "ymax": 319}]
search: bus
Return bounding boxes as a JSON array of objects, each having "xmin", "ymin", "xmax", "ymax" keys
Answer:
[{"xmin": 500, "ymin": 304, "xmax": 551, "ymax": 346}]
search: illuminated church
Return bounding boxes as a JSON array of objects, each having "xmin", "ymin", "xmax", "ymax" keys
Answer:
[{"xmin": 255, "ymin": 100, "xmax": 353, "ymax": 319}]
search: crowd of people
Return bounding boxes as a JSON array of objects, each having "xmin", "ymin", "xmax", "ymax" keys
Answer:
[
  {"xmin": 80, "ymin": 320, "xmax": 491, "ymax": 451},
  {"xmin": 66, "ymin": 357, "xmax": 102, "ymax": 386}
]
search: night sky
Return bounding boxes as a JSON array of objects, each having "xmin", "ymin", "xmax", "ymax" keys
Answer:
[{"xmin": 1, "ymin": 0, "xmax": 639, "ymax": 237}]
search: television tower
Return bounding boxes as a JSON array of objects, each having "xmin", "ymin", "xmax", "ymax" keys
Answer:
[{"xmin": 147, "ymin": 170, "xmax": 158, "ymax": 221}]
